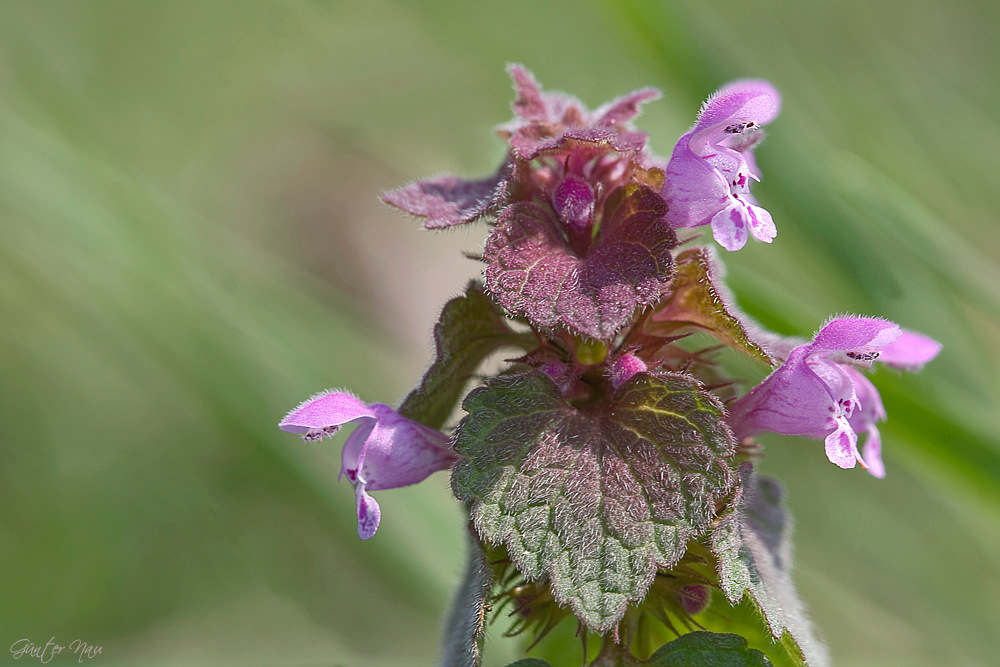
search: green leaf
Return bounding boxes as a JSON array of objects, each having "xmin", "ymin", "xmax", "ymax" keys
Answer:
[
  {"xmin": 645, "ymin": 631, "xmax": 772, "ymax": 667},
  {"xmin": 452, "ymin": 371, "xmax": 737, "ymax": 633},
  {"xmin": 711, "ymin": 471, "xmax": 830, "ymax": 667},
  {"xmin": 643, "ymin": 247, "xmax": 775, "ymax": 366},
  {"xmin": 398, "ymin": 281, "xmax": 533, "ymax": 429}
]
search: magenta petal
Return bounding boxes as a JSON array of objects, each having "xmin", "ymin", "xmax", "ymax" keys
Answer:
[
  {"xmin": 340, "ymin": 418, "xmax": 376, "ymax": 481},
  {"xmin": 731, "ymin": 318, "xmax": 910, "ymax": 478},
  {"xmin": 355, "ymin": 484, "xmax": 381, "ymax": 540},
  {"xmin": 662, "ymin": 80, "xmax": 780, "ymax": 247},
  {"xmin": 695, "ymin": 80, "xmax": 782, "ymax": 132},
  {"xmin": 847, "ymin": 369, "xmax": 887, "ymax": 424},
  {"xmin": 280, "ymin": 390, "xmax": 374, "ymax": 435},
  {"xmin": 824, "ymin": 417, "xmax": 861, "ymax": 469},
  {"xmin": 281, "ymin": 393, "xmax": 457, "ymax": 540},
  {"xmin": 845, "ymin": 369, "xmax": 888, "ymax": 478},
  {"xmin": 663, "ymin": 133, "xmax": 731, "ymax": 229},
  {"xmin": 729, "ymin": 347, "xmax": 842, "ymax": 440},
  {"xmin": 877, "ymin": 330, "xmax": 942, "ymax": 370},
  {"xmin": 811, "ymin": 317, "xmax": 900, "ymax": 354},
  {"xmin": 710, "ymin": 202, "xmax": 750, "ymax": 251},
  {"xmin": 861, "ymin": 426, "xmax": 885, "ymax": 479},
  {"xmin": 356, "ymin": 404, "xmax": 456, "ymax": 491},
  {"xmin": 745, "ymin": 200, "xmax": 776, "ymax": 243}
]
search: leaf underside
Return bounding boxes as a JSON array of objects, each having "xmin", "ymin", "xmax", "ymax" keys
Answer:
[
  {"xmin": 382, "ymin": 160, "xmax": 511, "ymax": 229},
  {"xmin": 398, "ymin": 281, "xmax": 533, "ymax": 430},
  {"xmin": 484, "ymin": 184, "xmax": 676, "ymax": 340},
  {"xmin": 646, "ymin": 246, "xmax": 773, "ymax": 365},
  {"xmin": 711, "ymin": 471, "xmax": 831, "ymax": 667},
  {"xmin": 452, "ymin": 371, "xmax": 736, "ymax": 633},
  {"xmin": 439, "ymin": 537, "xmax": 493, "ymax": 667}
]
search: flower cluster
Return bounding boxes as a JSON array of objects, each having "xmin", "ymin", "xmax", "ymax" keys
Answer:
[{"xmin": 278, "ymin": 67, "xmax": 941, "ymax": 664}]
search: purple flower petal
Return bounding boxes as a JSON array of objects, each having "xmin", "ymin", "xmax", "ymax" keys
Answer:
[
  {"xmin": 730, "ymin": 317, "xmax": 937, "ymax": 477},
  {"xmin": 861, "ymin": 426, "xmax": 885, "ymax": 479},
  {"xmin": 846, "ymin": 368, "xmax": 887, "ymax": 477},
  {"xmin": 663, "ymin": 80, "xmax": 781, "ymax": 250},
  {"xmin": 811, "ymin": 317, "xmax": 900, "ymax": 354},
  {"xmin": 355, "ymin": 484, "xmax": 381, "ymax": 540},
  {"xmin": 729, "ymin": 346, "xmax": 842, "ymax": 440},
  {"xmin": 279, "ymin": 390, "xmax": 374, "ymax": 437},
  {"xmin": 744, "ymin": 200, "xmax": 776, "ymax": 243},
  {"xmin": 710, "ymin": 200, "xmax": 751, "ymax": 251},
  {"xmin": 353, "ymin": 403, "xmax": 456, "ymax": 491},
  {"xmin": 280, "ymin": 391, "xmax": 456, "ymax": 539},
  {"xmin": 694, "ymin": 80, "xmax": 781, "ymax": 135},
  {"xmin": 876, "ymin": 330, "xmax": 942, "ymax": 370},
  {"xmin": 824, "ymin": 417, "xmax": 861, "ymax": 469}
]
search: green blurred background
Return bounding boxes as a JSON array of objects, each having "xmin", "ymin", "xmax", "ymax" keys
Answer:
[{"xmin": 1, "ymin": 1, "xmax": 999, "ymax": 665}]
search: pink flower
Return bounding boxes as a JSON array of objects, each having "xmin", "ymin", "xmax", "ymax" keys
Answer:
[
  {"xmin": 729, "ymin": 318, "xmax": 941, "ymax": 476},
  {"xmin": 663, "ymin": 80, "xmax": 781, "ymax": 251},
  {"xmin": 280, "ymin": 391, "xmax": 457, "ymax": 539}
]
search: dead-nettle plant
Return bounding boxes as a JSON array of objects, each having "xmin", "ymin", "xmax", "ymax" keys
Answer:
[{"xmin": 279, "ymin": 67, "xmax": 942, "ymax": 667}]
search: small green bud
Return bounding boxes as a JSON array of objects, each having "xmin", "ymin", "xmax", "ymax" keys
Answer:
[{"xmin": 574, "ymin": 338, "xmax": 608, "ymax": 365}]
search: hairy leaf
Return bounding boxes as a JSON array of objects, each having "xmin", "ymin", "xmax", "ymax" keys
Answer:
[
  {"xmin": 452, "ymin": 371, "xmax": 736, "ymax": 633},
  {"xmin": 646, "ymin": 631, "xmax": 772, "ymax": 667},
  {"xmin": 711, "ymin": 471, "xmax": 830, "ymax": 667},
  {"xmin": 439, "ymin": 536, "xmax": 492, "ymax": 667},
  {"xmin": 399, "ymin": 282, "xmax": 533, "ymax": 430},
  {"xmin": 383, "ymin": 161, "xmax": 511, "ymax": 229},
  {"xmin": 484, "ymin": 184, "xmax": 676, "ymax": 340},
  {"xmin": 646, "ymin": 247, "xmax": 774, "ymax": 365},
  {"xmin": 500, "ymin": 64, "xmax": 658, "ymax": 160}
]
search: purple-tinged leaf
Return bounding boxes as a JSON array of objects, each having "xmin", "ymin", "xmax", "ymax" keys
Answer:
[
  {"xmin": 644, "ymin": 246, "xmax": 775, "ymax": 365},
  {"xmin": 483, "ymin": 184, "xmax": 676, "ymax": 340},
  {"xmin": 712, "ymin": 470, "xmax": 831, "ymax": 667},
  {"xmin": 499, "ymin": 65, "xmax": 659, "ymax": 161},
  {"xmin": 593, "ymin": 88, "xmax": 663, "ymax": 127},
  {"xmin": 383, "ymin": 161, "xmax": 511, "ymax": 229},
  {"xmin": 451, "ymin": 371, "xmax": 737, "ymax": 633},
  {"xmin": 398, "ymin": 282, "xmax": 535, "ymax": 430}
]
